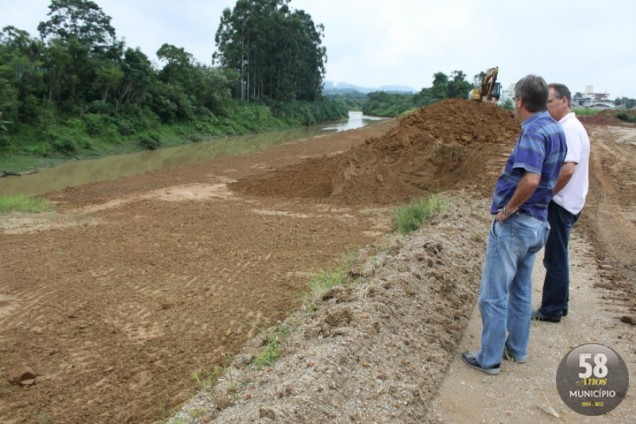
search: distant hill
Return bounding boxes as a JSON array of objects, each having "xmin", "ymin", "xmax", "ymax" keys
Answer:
[
  {"xmin": 323, "ymin": 81, "xmax": 416, "ymax": 95},
  {"xmin": 377, "ymin": 85, "xmax": 417, "ymax": 93}
]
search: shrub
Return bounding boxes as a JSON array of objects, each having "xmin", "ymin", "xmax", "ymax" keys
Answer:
[
  {"xmin": 51, "ymin": 138, "xmax": 78, "ymax": 156},
  {"xmin": 0, "ymin": 134, "xmax": 10, "ymax": 148},
  {"xmin": 24, "ymin": 143, "xmax": 51, "ymax": 157},
  {"xmin": 393, "ymin": 194, "xmax": 448, "ymax": 235},
  {"xmin": 83, "ymin": 113, "xmax": 107, "ymax": 136},
  {"xmin": 138, "ymin": 133, "xmax": 161, "ymax": 150},
  {"xmin": 615, "ymin": 112, "xmax": 636, "ymax": 123},
  {"xmin": 116, "ymin": 119, "xmax": 136, "ymax": 136},
  {"xmin": 65, "ymin": 118, "xmax": 84, "ymax": 130},
  {"xmin": 253, "ymin": 326, "xmax": 289, "ymax": 368}
]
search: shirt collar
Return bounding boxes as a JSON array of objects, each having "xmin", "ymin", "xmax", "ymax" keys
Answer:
[
  {"xmin": 559, "ymin": 111, "xmax": 576, "ymax": 124},
  {"xmin": 521, "ymin": 110, "xmax": 550, "ymax": 130}
]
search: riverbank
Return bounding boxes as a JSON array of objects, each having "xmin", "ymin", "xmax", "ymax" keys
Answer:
[
  {"xmin": 0, "ymin": 99, "xmax": 352, "ymax": 174},
  {"xmin": 0, "ymin": 113, "xmax": 386, "ymax": 197},
  {"xmin": 0, "ymin": 123, "xmax": 318, "ymax": 175}
]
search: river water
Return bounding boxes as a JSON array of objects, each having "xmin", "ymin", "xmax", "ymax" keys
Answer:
[{"xmin": 0, "ymin": 112, "xmax": 383, "ymax": 197}]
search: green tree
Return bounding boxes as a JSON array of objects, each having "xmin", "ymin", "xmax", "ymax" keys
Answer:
[
  {"xmin": 41, "ymin": 38, "xmax": 71, "ymax": 102},
  {"xmin": 501, "ymin": 98, "xmax": 514, "ymax": 111},
  {"xmin": 157, "ymin": 44, "xmax": 195, "ymax": 84},
  {"xmin": 430, "ymin": 72, "xmax": 448, "ymax": 99},
  {"xmin": 0, "ymin": 26, "xmax": 46, "ymax": 126},
  {"xmin": 37, "ymin": 0, "xmax": 121, "ymax": 111},
  {"xmin": 190, "ymin": 66, "xmax": 234, "ymax": 115},
  {"xmin": 414, "ymin": 70, "xmax": 472, "ymax": 104},
  {"xmin": 446, "ymin": 70, "xmax": 471, "ymax": 99},
  {"xmin": 614, "ymin": 97, "xmax": 636, "ymax": 109},
  {"xmin": 155, "ymin": 43, "xmax": 233, "ymax": 120},
  {"xmin": 214, "ymin": 0, "xmax": 326, "ymax": 102},
  {"xmin": 37, "ymin": 0, "xmax": 116, "ymax": 51},
  {"xmin": 113, "ymin": 47, "xmax": 156, "ymax": 113}
]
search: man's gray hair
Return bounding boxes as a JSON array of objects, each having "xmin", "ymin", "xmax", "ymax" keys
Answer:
[
  {"xmin": 549, "ymin": 83, "xmax": 572, "ymax": 107},
  {"xmin": 514, "ymin": 75, "xmax": 548, "ymax": 112}
]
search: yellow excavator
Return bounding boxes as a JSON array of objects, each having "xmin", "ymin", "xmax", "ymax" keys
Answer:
[{"xmin": 470, "ymin": 66, "xmax": 501, "ymax": 103}]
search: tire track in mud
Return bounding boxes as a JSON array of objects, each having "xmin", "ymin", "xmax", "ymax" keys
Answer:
[
  {"xmin": 585, "ymin": 126, "xmax": 636, "ymax": 275},
  {"xmin": 1, "ymin": 180, "xmax": 386, "ymax": 423}
]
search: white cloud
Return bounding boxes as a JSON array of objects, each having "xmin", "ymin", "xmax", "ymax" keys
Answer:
[{"xmin": 1, "ymin": 0, "xmax": 635, "ymax": 97}]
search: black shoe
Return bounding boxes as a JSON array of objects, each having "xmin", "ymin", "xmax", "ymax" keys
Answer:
[
  {"xmin": 562, "ymin": 309, "xmax": 568, "ymax": 317},
  {"xmin": 531, "ymin": 310, "xmax": 561, "ymax": 323},
  {"xmin": 461, "ymin": 352, "xmax": 500, "ymax": 375}
]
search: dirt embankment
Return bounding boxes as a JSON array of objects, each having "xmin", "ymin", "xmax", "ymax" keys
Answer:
[{"xmin": 231, "ymin": 99, "xmax": 521, "ymax": 203}]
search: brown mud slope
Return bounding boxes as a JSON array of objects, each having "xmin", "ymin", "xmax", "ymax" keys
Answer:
[
  {"xmin": 232, "ymin": 99, "xmax": 521, "ymax": 204},
  {"xmin": 578, "ymin": 124, "xmax": 636, "ymax": 311}
]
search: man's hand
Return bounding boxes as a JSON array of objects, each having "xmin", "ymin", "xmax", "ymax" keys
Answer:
[
  {"xmin": 497, "ymin": 208, "xmax": 511, "ymax": 225},
  {"xmin": 497, "ymin": 171, "xmax": 540, "ymax": 225}
]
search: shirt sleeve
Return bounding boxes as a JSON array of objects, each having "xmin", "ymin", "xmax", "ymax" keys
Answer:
[
  {"xmin": 512, "ymin": 131, "xmax": 545, "ymax": 175},
  {"xmin": 563, "ymin": 127, "xmax": 582, "ymax": 164}
]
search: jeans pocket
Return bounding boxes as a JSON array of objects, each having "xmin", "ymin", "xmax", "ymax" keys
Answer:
[
  {"xmin": 542, "ymin": 222, "xmax": 551, "ymax": 245},
  {"xmin": 490, "ymin": 217, "xmax": 500, "ymax": 239}
]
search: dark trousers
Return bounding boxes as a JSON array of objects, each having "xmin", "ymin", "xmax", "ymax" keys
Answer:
[{"xmin": 539, "ymin": 201, "xmax": 580, "ymax": 317}]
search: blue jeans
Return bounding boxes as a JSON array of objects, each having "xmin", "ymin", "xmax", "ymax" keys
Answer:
[
  {"xmin": 539, "ymin": 201, "xmax": 580, "ymax": 316},
  {"xmin": 476, "ymin": 213, "xmax": 550, "ymax": 367}
]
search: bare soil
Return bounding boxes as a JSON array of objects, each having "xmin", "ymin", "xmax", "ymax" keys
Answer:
[{"xmin": 1, "ymin": 101, "xmax": 634, "ymax": 424}]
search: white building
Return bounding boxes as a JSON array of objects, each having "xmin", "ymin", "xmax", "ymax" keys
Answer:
[{"xmin": 572, "ymin": 86, "xmax": 614, "ymax": 109}]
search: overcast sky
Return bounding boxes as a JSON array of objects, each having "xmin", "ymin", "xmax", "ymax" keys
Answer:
[{"xmin": 2, "ymin": 0, "xmax": 636, "ymax": 98}]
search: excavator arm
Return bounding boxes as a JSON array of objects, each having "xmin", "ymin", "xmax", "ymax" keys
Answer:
[
  {"xmin": 471, "ymin": 66, "xmax": 501, "ymax": 102},
  {"xmin": 481, "ymin": 67, "xmax": 499, "ymax": 101}
]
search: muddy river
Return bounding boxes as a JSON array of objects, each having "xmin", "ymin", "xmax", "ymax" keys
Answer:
[{"xmin": 0, "ymin": 112, "xmax": 383, "ymax": 196}]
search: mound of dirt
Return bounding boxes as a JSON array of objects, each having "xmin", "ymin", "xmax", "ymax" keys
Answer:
[
  {"xmin": 330, "ymin": 99, "xmax": 519, "ymax": 203},
  {"xmin": 231, "ymin": 99, "xmax": 520, "ymax": 204},
  {"xmin": 578, "ymin": 110, "xmax": 633, "ymax": 127}
]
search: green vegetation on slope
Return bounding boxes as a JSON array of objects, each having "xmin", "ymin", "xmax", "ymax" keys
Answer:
[{"xmin": 0, "ymin": 194, "xmax": 54, "ymax": 213}]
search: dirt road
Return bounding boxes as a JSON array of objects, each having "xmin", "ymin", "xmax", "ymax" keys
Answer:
[
  {"xmin": 1, "ymin": 102, "xmax": 634, "ymax": 423},
  {"xmin": 430, "ymin": 125, "xmax": 636, "ymax": 424}
]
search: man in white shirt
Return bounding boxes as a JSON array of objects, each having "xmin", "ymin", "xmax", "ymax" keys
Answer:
[{"xmin": 532, "ymin": 83, "xmax": 590, "ymax": 323}]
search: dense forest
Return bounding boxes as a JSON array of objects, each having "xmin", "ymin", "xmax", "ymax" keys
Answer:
[{"xmin": 0, "ymin": 0, "xmax": 347, "ymax": 170}]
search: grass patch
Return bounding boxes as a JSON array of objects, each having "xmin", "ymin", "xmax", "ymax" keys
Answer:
[
  {"xmin": 303, "ymin": 253, "xmax": 361, "ymax": 317},
  {"xmin": 0, "ymin": 195, "xmax": 55, "ymax": 214},
  {"xmin": 190, "ymin": 366, "xmax": 224, "ymax": 390},
  {"xmin": 189, "ymin": 351, "xmax": 235, "ymax": 390},
  {"xmin": 393, "ymin": 194, "xmax": 448, "ymax": 235},
  {"xmin": 572, "ymin": 107, "xmax": 599, "ymax": 116},
  {"xmin": 305, "ymin": 253, "xmax": 358, "ymax": 300},
  {"xmin": 253, "ymin": 326, "xmax": 290, "ymax": 368},
  {"xmin": 188, "ymin": 408, "xmax": 208, "ymax": 419}
]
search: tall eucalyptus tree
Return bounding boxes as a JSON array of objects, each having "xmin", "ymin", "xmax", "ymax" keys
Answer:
[
  {"xmin": 214, "ymin": 0, "xmax": 326, "ymax": 102},
  {"xmin": 37, "ymin": 0, "xmax": 122, "ymax": 110}
]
